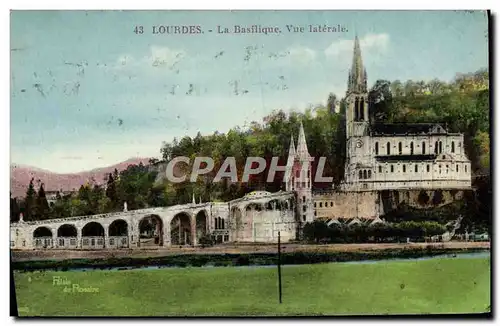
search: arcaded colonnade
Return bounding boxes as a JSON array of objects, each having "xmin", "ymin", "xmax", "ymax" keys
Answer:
[{"xmin": 10, "ymin": 191, "xmax": 297, "ymax": 250}]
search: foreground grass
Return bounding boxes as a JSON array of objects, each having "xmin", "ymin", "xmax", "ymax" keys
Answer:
[{"xmin": 14, "ymin": 257, "xmax": 490, "ymax": 316}]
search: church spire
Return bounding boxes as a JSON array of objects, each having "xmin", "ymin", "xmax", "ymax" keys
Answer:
[
  {"xmin": 347, "ymin": 35, "xmax": 367, "ymax": 94},
  {"xmin": 287, "ymin": 134, "xmax": 296, "ymax": 160},
  {"xmin": 296, "ymin": 121, "xmax": 310, "ymax": 160}
]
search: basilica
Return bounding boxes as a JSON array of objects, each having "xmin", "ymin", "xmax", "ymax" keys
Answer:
[
  {"xmin": 9, "ymin": 37, "xmax": 473, "ymax": 250},
  {"xmin": 286, "ymin": 36, "xmax": 472, "ymax": 223}
]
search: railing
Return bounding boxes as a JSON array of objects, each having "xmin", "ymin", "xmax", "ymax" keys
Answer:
[
  {"xmin": 108, "ymin": 236, "xmax": 129, "ymax": 248},
  {"xmin": 55, "ymin": 237, "xmax": 78, "ymax": 249},
  {"xmin": 81, "ymin": 236, "xmax": 105, "ymax": 249},
  {"xmin": 34, "ymin": 237, "xmax": 53, "ymax": 248}
]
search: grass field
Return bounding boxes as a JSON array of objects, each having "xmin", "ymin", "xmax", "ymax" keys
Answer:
[{"xmin": 13, "ymin": 257, "xmax": 490, "ymax": 316}]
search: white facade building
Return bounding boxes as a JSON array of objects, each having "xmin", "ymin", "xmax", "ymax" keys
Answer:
[{"xmin": 341, "ymin": 36, "xmax": 471, "ymax": 192}]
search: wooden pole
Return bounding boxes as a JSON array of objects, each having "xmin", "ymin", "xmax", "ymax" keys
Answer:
[{"xmin": 278, "ymin": 231, "xmax": 282, "ymax": 304}]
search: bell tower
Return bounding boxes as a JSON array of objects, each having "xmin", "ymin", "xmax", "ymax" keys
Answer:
[
  {"xmin": 343, "ymin": 35, "xmax": 372, "ymax": 190},
  {"xmin": 346, "ymin": 35, "xmax": 369, "ymax": 139}
]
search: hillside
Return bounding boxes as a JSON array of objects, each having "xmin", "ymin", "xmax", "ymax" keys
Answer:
[{"xmin": 10, "ymin": 158, "xmax": 150, "ymax": 198}]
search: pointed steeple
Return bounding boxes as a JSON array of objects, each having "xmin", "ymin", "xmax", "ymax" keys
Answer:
[
  {"xmin": 347, "ymin": 35, "xmax": 367, "ymax": 94},
  {"xmin": 287, "ymin": 134, "xmax": 296, "ymax": 160},
  {"xmin": 296, "ymin": 121, "xmax": 310, "ymax": 160}
]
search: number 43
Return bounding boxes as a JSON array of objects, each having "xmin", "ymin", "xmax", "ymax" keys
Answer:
[{"xmin": 134, "ymin": 26, "xmax": 144, "ymax": 34}]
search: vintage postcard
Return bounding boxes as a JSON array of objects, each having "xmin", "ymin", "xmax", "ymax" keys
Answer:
[{"xmin": 10, "ymin": 10, "xmax": 491, "ymax": 317}]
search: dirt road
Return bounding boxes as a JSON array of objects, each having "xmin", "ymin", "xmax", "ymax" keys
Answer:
[{"xmin": 11, "ymin": 241, "xmax": 490, "ymax": 262}]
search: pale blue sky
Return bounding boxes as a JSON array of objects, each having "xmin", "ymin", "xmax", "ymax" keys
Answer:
[{"xmin": 10, "ymin": 10, "xmax": 489, "ymax": 173}]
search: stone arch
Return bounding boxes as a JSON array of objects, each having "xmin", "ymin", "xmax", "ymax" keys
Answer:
[
  {"xmin": 170, "ymin": 212, "xmax": 192, "ymax": 246},
  {"xmin": 33, "ymin": 226, "xmax": 52, "ymax": 237},
  {"xmin": 359, "ymin": 170, "xmax": 363, "ymax": 179},
  {"xmin": 81, "ymin": 221, "xmax": 105, "ymax": 249},
  {"xmin": 56, "ymin": 224, "xmax": 77, "ymax": 248},
  {"xmin": 231, "ymin": 206, "xmax": 243, "ymax": 235},
  {"xmin": 195, "ymin": 210, "xmax": 208, "ymax": 241},
  {"xmin": 139, "ymin": 215, "xmax": 163, "ymax": 246},
  {"xmin": 57, "ymin": 224, "xmax": 76, "ymax": 237},
  {"xmin": 82, "ymin": 222, "xmax": 104, "ymax": 236},
  {"xmin": 33, "ymin": 226, "xmax": 53, "ymax": 249},
  {"xmin": 109, "ymin": 219, "xmax": 128, "ymax": 236},
  {"xmin": 109, "ymin": 219, "xmax": 129, "ymax": 249}
]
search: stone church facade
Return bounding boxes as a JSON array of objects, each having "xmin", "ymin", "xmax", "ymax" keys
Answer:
[{"xmin": 309, "ymin": 36, "xmax": 472, "ymax": 220}]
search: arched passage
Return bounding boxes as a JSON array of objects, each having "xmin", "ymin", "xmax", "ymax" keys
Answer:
[
  {"xmin": 109, "ymin": 219, "xmax": 129, "ymax": 248},
  {"xmin": 170, "ymin": 212, "xmax": 192, "ymax": 246},
  {"xmin": 195, "ymin": 210, "xmax": 208, "ymax": 243},
  {"xmin": 82, "ymin": 222, "xmax": 105, "ymax": 249},
  {"xmin": 231, "ymin": 206, "xmax": 243, "ymax": 242},
  {"xmin": 139, "ymin": 215, "xmax": 163, "ymax": 247},
  {"xmin": 33, "ymin": 226, "xmax": 53, "ymax": 248},
  {"xmin": 56, "ymin": 224, "xmax": 77, "ymax": 248}
]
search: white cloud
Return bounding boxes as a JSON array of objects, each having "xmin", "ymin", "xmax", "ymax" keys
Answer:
[
  {"xmin": 324, "ymin": 33, "xmax": 390, "ymax": 59},
  {"xmin": 288, "ymin": 46, "xmax": 317, "ymax": 65},
  {"xmin": 110, "ymin": 46, "xmax": 186, "ymax": 71}
]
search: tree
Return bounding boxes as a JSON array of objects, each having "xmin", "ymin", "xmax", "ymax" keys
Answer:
[
  {"xmin": 10, "ymin": 192, "xmax": 20, "ymax": 223},
  {"xmin": 368, "ymin": 80, "xmax": 393, "ymax": 122},
  {"xmin": 105, "ymin": 173, "xmax": 118, "ymax": 208},
  {"xmin": 327, "ymin": 93, "xmax": 337, "ymax": 114},
  {"xmin": 24, "ymin": 178, "xmax": 37, "ymax": 221},
  {"xmin": 35, "ymin": 183, "xmax": 50, "ymax": 220}
]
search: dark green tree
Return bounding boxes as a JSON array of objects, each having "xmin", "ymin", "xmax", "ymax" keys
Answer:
[{"xmin": 35, "ymin": 183, "xmax": 50, "ymax": 220}]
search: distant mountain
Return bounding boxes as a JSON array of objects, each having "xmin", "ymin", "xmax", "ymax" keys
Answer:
[{"xmin": 10, "ymin": 158, "xmax": 150, "ymax": 199}]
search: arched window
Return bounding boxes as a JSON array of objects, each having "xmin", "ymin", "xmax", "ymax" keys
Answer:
[
  {"xmin": 360, "ymin": 98, "xmax": 365, "ymax": 121},
  {"xmin": 359, "ymin": 170, "xmax": 363, "ymax": 179},
  {"xmin": 427, "ymin": 164, "xmax": 430, "ymax": 172},
  {"xmin": 451, "ymin": 141, "xmax": 455, "ymax": 153},
  {"xmin": 403, "ymin": 165, "xmax": 406, "ymax": 173},
  {"xmin": 439, "ymin": 141, "xmax": 443, "ymax": 154},
  {"xmin": 368, "ymin": 170, "xmax": 372, "ymax": 179},
  {"xmin": 387, "ymin": 142, "xmax": 391, "ymax": 155},
  {"xmin": 354, "ymin": 97, "xmax": 359, "ymax": 121},
  {"xmin": 398, "ymin": 142, "xmax": 402, "ymax": 155},
  {"xmin": 422, "ymin": 142, "xmax": 426, "ymax": 155},
  {"xmin": 378, "ymin": 166, "xmax": 382, "ymax": 173},
  {"xmin": 456, "ymin": 164, "xmax": 459, "ymax": 172},
  {"xmin": 363, "ymin": 170, "xmax": 367, "ymax": 179},
  {"xmin": 390, "ymin": 165, "xmax": 394, "ymax": 173},
  {"xmin": 415, "ymin": 165, "xmax": 418, "ymax": 172},
  {"xmin": 410, "ymin": 142, "xmax": 414, "ymax": 155},
  {"xmin": 435, "ymin": 141, "xmax": 438, "ymax": 154},
  {"xmin": 375, "ymin": 142, "xmax": 379, "ymax": 155},
  {"xmin": 465, "ymin": 165, "xmax": 467, "ymax": 173},
  {"xmin": 319, "ymin": 202, "xmax": 322, "ymax": 208}
]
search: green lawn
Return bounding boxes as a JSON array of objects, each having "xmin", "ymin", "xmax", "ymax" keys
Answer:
[{"xmin": 14, "ymin": 257, "xmax": 490, "ymax": 316}]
